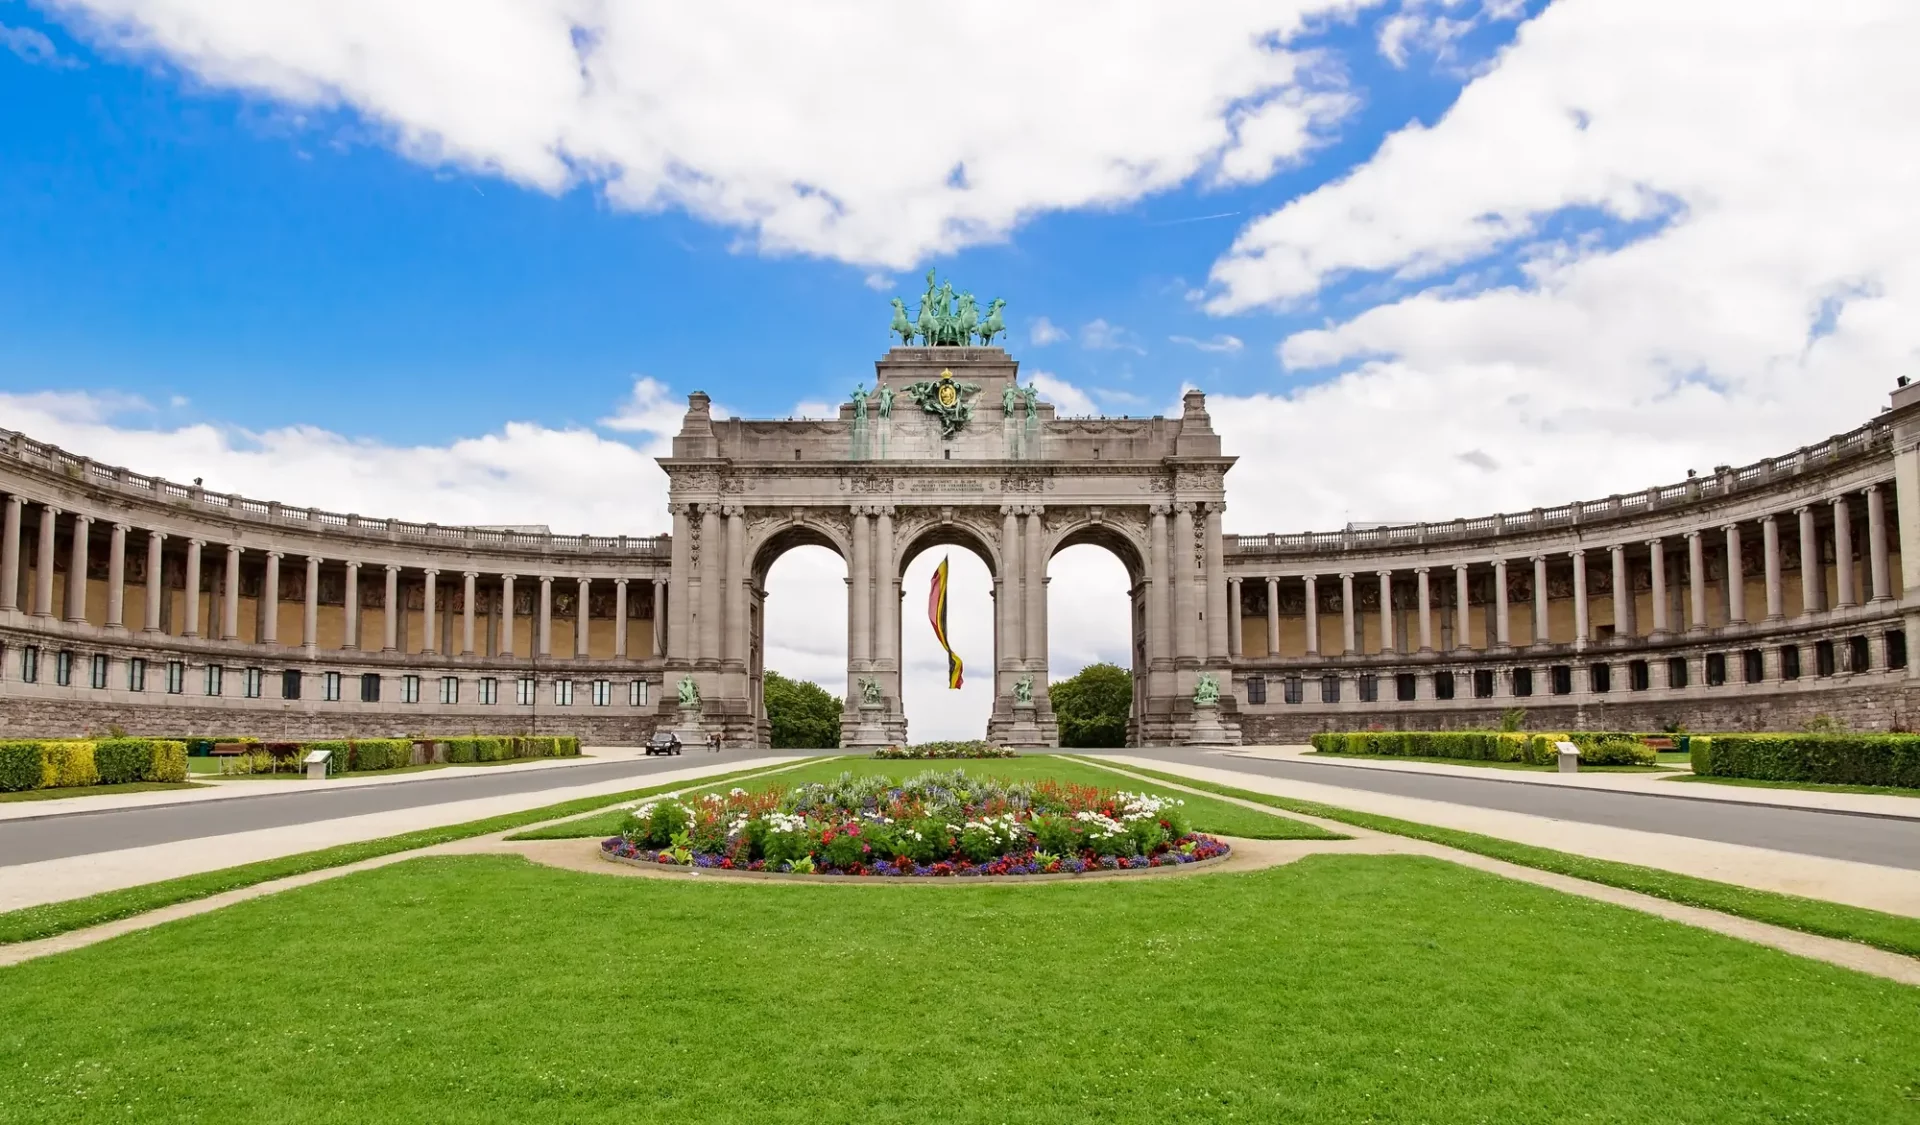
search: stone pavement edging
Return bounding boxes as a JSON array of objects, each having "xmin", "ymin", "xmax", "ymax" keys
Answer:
[
  {"xmin": 0, "ymin": 745, "xmax": 652, "ymax": 823},
  {"xmin": 1093, "ymin": 753, "xmax": 1920, "ymax": 917},
  {"xmin": 1225, "ymin": 744, "xmax": 1920, "ymax": 821}
]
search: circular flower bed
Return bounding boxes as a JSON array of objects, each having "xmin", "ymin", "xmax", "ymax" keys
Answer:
[
  {"xmin": 872, "ymin": 741, "xmax": 1017, "ymax": 760},
  {"xmin": 601, "ymin": 768, "xmax": 1231, "ymax": 878}
]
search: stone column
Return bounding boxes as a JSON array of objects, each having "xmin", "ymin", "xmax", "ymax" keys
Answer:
[
  {"xmin": 538, "ymin": 575, "xmax": 553, "ymax": 657},
  {"xmin": 498, "ymin": 574, "xmax": 515, "ymax": 656},
  {"xmin": 65, "ymin": 514, "xmax": 91, "ymax": 622},
  {"xmin": 613, "ymin": 578, "xmax": 628, "ymax": 659},
  {"xmin": 32, "ymin": 504, "xmax": 58, "ymax": 618},
  {"xmin": 1647, "ymin": 539, "xmax": 1668, "ymax": 637},
  {"xmin": 304, "ymin": 556, "xmax": 321, "ymax": 650},
  {"xmin": 1266, "ymin": 575, "xmax": 1281, "ymax": 657},
  {"xmin": 668, "ymin": 504, "xmax": 692, "ymax": 659},
  {"xmin": 575, "ymin": 576, "xmax": 591, "ymax": 658},
  {"xmin": 652, "ymin": 578, "xmax": 667, "ymax": 657},
  {"xmin": 1571, "ymin": 549, "xmax": 1590, "ymax": 647},
  {"xmin": 1376, "ymin": 570, "xmax": 1395, "ymax": 654},
  {"xmin": 342, "ymin": 560, "xmax": 359, "ymax": 649},
  {"xmin": 0, "ymin": 495, "xmax": 20, "ymax": 612},
  {"xmin": 1303, "ymin": 575, "xmax": 1320, "ymax": 656},
  {"xmin": 1797, "ymin": 505, "xmax": 1823, "ymax": 616},
  {"xmin": 1832, "ymin": 495, "xmax": 1856, "ymax": 608},
  {"xmin": 725, "ymin": 506, "xmax": 748, "ymax": 667},
  {"xmin": 1204, "ymin": 504, "xmax": 1228, "ymax": 660},
  {"xmin": 874, "ymin": 506, "xmax": 895, "ymax": 673},
  {"xmin": 699, "ymin": 506, "xmax": 723, "ymax": 663},
  {"xmin": 417, "ymin": 569, "xmax": 436, "ymax": 654},
  {"xmin": 1172, "ymin": 504, "xmax": 1198, "ymax": 663},
  {"xmin": 1867, "ymin": 484, "xmax": 1892, "ymax": 601},
  {"xmin": 1531, "ymin": 555, "xmax": 1549, "ymax": 646},
  {"xmin": 1002, "ymin": 506, "xmax": 1025, "ymax": 669},
  {"xmin": 1493, "ymin": 558, "xmax": 1510, "ymax": 648},
  {"xmin": 382, "ymin": 564, "xmax": 400, "ymax": 651},
  {"xmin": 1415, "ymin": 567, "xmax": 1433, "ymax": 652},
  {"xmin": 850, "ymin": 507, "xmax": 872, "ymax": 666},
  {"xmin": 457, "ymin": 571, "xmax": 475, "ymax": 655},
  {"xmin": 222, "ymin": 544, "xmax": 242, "ymax": 640},
  {"xmin": 105, "ymin": 523, "xmax": 128, "ymax": 630},
  {"xmin": 180, "ymin": 537, "xmax": 201, "ymax": 633},
  {"xmin": 1724, "ymin": 523, "xmax": 1747, "ymax": 623},
  {"xmin": 1340, "ymin": 572, "xmax": 1356, "ymax": 655},
  {"xmin": 143, "ymin": 532, "xmax": 165, "ymax": 632},
  {"xmin": 1145, "ymin": 506, "xmax": 1168, "ymax": 667},
  {"xmin": 1227, "ymin": 577, "xmax": 1243, "ymax": 657},
  {"xmin": 1762, "ymin": 514, "xmax": 1784, "ymax": 621},
  {"xmin": 1609, "ymin": 545, "xmax": 1633, "ymax": 639},
  {"xmin": 261, "ymin": 552, "xmax": 281, "ymax": 645},
  {"xmin": 1686, "ymin": 532, "xmax": 1707, "ymax": 632},
  {"xmin": 1453, "ymin": 564, "xmax": 1471, "ymax": 651},
  {"xmin": 1025, "ymin": 508, "xmax": 1046, "ymax": 669}
]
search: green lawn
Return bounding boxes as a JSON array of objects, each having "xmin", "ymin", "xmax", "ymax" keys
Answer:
[
  {"xmin": 508, "ymin": 753, "xmax": 1340, "ymax": 842},
  {"xmin": 0, "ymin": 780, "xmax": 203, "ymax": 804},
  {"xmin": 1, "ymin": 852, "xmax": 1913, "ymax": 1123},
  {"xmin": 1671, "ymin": 774, "xmax": 1920, "ymax": 799}
]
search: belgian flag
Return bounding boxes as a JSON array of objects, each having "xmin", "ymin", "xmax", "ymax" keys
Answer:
[{"xmin": 928, "ymin": 555, "xmax": 963, "ymax": 689}]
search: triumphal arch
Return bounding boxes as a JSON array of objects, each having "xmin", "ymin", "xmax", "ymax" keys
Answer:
[{"xmin": 657, "ymin": 273, "xmax": 1239, "ymax": 748}]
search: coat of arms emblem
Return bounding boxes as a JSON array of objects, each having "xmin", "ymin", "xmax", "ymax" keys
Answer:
[{"xmin": 906, "ymin": 369, "xmax": 980, "ymax": 438}]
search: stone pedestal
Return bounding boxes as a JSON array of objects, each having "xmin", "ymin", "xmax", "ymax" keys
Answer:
[
  {"xmin": 1003, "ymin": 700, "xmax": 1048, "ymax": 750},
  {"xmin": 1185, "ymin": 701, "xmax": 1232, "ymax": 746},
  {"xmin": 672, "ymin": 702, "xmax": 712, "ymax": 748},
  {"xmin": 843, "ymin": 701, "xmax": 891, "ymax": 749}
]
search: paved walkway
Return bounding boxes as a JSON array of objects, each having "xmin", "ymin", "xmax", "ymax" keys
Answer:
[
  {"xmin": 1226, "ymin": 744, "xmax": 1920, "ymax": 820},
  {"xmin": 1091, "ymin": 753, "xmax": 1920, "ymax": 917},
  {"xmin": 0, "ymin": 755, "xmax": 807, "ymax": 912}
]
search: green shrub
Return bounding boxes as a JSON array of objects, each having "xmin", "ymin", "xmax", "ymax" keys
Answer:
[
  {"xmin": 94, "ymin": 740, "xmax": 153, "ymax": 785},
  {"xmin": 344, "ymin": 739, "xmax": 414, "ymax": 772},
  {"xmin": 0, "ymin": 743, "xmax": 43, "ymax": 791},
  {"xmin": 1689, "ymin": 735, "xmax": 1714, "ymax": 775},
  {"xmin": 1308, "ymin": 733, "xmax": 1341, "ymax": 753},
  {"xmin": 145, "ymin": 741, "xmax": 188, "ymax": 782},
  {"xmin": 1696, "ymin": 734, "xmax": 1920, "ymax": 789},
  {"xmin": 39, "ymin": 742, "xmax": 99, "ymax": 789},
  {"xmin": 1321, "ymin": 731, "xmax": 1546, "ymax": 763},
  {"xmin": 1578, "ymin": 737, "xmax": 1656, "ymax": 766}
]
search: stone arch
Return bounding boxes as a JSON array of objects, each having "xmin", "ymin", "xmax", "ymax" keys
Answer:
[
  {"xmin": 891, "ymin": 511, "xmax": 1003, "ymax": 582},
  {"xmin": 1046, "ymin": 516, "xmax": 1148, "ymax": 583},
  {"xmin": 746, "ymin": 515, "xmax": 851, "ymax": 749},
  {"xmin": 748, "ymin": 515, "xmax": 849, "ymax": 587},
  {"xmin": 1044, "ymin": 513, "xmax": 1152, "ymax": 747}
]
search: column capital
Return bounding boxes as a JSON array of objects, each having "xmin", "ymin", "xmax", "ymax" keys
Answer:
[
  {"xmin": 307, "ymin": 555, "xmax": 324, "ymax": 565},
  {"xmin": 422, "ymin": 566, "xmax": 439, "ymax": 576},
  {"xmin": 72, "ymin": 512, "xmax": 92, "ymax": 525},
  {"xmin": 613, "ymin": 576, "xmax": 628, "ymax": 586},
  {"xmin": 1375, "ymin": 568, "xmax": 1393, "ymax": 578},
  {"xmin": 1682, "ymin": 530, "xmax": 1700, "ymax": 541},
  {"xmin": 1172, "ymin": 501, "xmax": 1196, "ymax": 514},
  {"xmin": 1339, "ymin": 571, "xmax": 1354, "ymax": 580},
  {"xmin": 1530, "ymin": 554, "xmax": 1546, "ymax": 563},
  {"xmin": 1149, "ymin": 502, "xmax": 1173, "ymax": 516},
  {"xmin": 1415, "ymin": 565, "xmax": 1430, "ymax": 575},
  {"xmin": 1569, "ymin": 547, "xmax": 1585, "ymax": 558},
  {"xmin": 40, "ymin": 504, "xmax": 61, "ymax": 516},
  {"xmin": 1452, "ymin": 561, "xmax": 1469, "ymax": 572},
  {"xmin": 1644, "ymin": 537, "xmax": 1662, "ymax": 548},
  {"xmin": 1761, "ymin": 512, "xmax": 1779, "ymax": 524},
  {"xmin": 720, "ymin": 503, "xmax": 746, "ymax": 518},
  {"xmin": 187, "ymin": 537, "xmax": 204, "ymax": 547},
  {"xmin": 870, "ymin": 504, "xmax": 895, "ymax": 517},
  {"xmin": 1609, "ymin": 543, "xmax": 1626, "ymax": 556},
  {"xmin": 1721, "ymin": 522, "xmax": 1740, "ymax": 533},
  {"xmin": 462, "ymin": 570, "xmax": 477, "ymax": 578},
  {"xmin": 383, "ymin": 562, "xmax": 400, "ymax": 573},
  {"xmin": 344, "ymin": 557, "xmax": 360, "ymax": 569},
  {"xmin": 2, "ymin": 494, "xmax": 19, "ymax": 508},
  {"xmin": 500, "ymin": 572, "xmax": 517, "ymax": 581},
  {"xmin": 539, "ymin": 574, "xmax": 553, "ymax": 584},
  {"xmin": 1302, "ymin": 573, "xmax": 1317, "ymax": 585},
  {"xmin": 1829, "ymin": 494, "xmax": 1850, "ymax": 508},
  {"xmin": 667, "ymin": 502, "xmax": 693, "ymax": 516},
  {"xmin": 149, "ymin": 530, "xmax": 167, "ymax": 542},
  {"xmin": 112, "ymin": 521, "xmax": 131, "ymax": 534},
  {"xmin": 1792, "ymin": 504, "xmax": 1811, "ymax": 516},
  {"xmin": 576, "ymin": 575, "xmax": 590, "ymax": 585},
  {"xmin": 1863, "ymin": 482, "xmax": 1881, "ymax": 496}
]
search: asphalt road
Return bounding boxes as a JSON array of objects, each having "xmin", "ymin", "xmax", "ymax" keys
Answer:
[
  {"xmin": 0, "ymin": 749, "xmax": 776, "ymax": 868},
  {"xmin": 1121, "ymin": 749, "xmax": 1920, "ymax": 871}
]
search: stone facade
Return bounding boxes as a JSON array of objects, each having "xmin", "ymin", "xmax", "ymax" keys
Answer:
[{"xmin": 5, "ymin": 351, "xmax": 1920, "ymax": 745}]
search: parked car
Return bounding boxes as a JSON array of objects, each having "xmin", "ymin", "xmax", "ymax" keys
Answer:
[{"xmin": 645, "ymin": 732, "xmax": 683, "ymax": 756}]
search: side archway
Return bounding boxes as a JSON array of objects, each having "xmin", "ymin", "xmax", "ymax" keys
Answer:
[
  {"xmin": 1047, "ymin": 518, "xmax": 1150, "ymax": 746},
  {"xmin": 749, "ymin": 519, "xmax": 850, "ymax": 749}
]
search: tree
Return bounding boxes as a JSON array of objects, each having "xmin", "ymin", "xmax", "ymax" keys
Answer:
[
  {"xmin": 1050, "ymin": 662, "xmax": 1132, "ymax": 748},
  {"xmin": 764, "ymin": 671, "xmax": 843, "ymax": 749}
]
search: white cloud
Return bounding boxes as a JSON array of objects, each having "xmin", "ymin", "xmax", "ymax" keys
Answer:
[
  {"xmin": 862, "ymin": 273, "xmax": 893, "ymax": 292},
  {"xmin": 50, "ymin": 0, "xmax": 1379, "ymax": 267},
  {"xmin": 1029, "ymin": 372, "xmax": 1098, "ymax": 416},
  {"xmin": 1, "ymin": 22, "xmax": 77, "ymax": 67},
  {"xmin": 1029, "ymin": 316, "xmax": 1068, "ymax": 346},
  {"xmin": 790, "ymin": 400, "xmax": 836, "ymax": 421},
  {"xmin": 1169, "ymin": 333, "xmax": 1245, "ymax": 354},
  {"xmin": 1081, "ymin": 318, "xmax": 1145, "ymax": 354},
  {"xmin": 1192, "ymin": 0, "xmax": 1920, "ymax": 532}
]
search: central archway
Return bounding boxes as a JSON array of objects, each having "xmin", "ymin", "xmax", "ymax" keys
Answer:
[{"xmin": 892, "ymin": 518, "xmax": 1001, "ymax": 744}]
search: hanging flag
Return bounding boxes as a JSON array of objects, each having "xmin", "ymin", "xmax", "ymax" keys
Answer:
[{"xmin": 928, "ymin": 555, "xmax": 964, "ymax": 689}]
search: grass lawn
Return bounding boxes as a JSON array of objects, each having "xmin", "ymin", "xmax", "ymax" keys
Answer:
[
  {"xmin": 1671, "ymin": 774, "xmax": 1920, "ymax": 799},
  {"xmin": 0, "ymin": 781, "xmax": 202, "ymax": 804},
  {"xmin": 508, "ymin": 753, "xmax": 1340, "ymax": 842},
  {"xmin": 1304, "ymin": 750, "xmax": 1676, "ymax": 773},
  {"xmin": 1, "ymin": 852, "xmax": 1914, "ymax": 1124}
]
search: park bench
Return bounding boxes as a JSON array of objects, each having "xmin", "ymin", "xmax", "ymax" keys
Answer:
[{"xmin": 1642, "ymin": 736, "xmax": 1677, "ymax": 752}]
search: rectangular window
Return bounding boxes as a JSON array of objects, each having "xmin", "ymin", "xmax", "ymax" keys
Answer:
[
  {"xmin": 324, "ymin": 671, "xmax": 342, "ymax": 702},
  {"xmin": 1667, "ymin": 657, "xmax": 1689, "ymax": 689},
  {"xmin": 1550, "ymin": 665, "xmax": 1572, "ymax": 696},
  {"xmin": 1590, "ymin": 663, "xmax": 1611, "ymax": 693},
  {"xmin": 401, "ymin": 674, "xmax": 421, "ymax": 704},
  {"xmin": 1512, "ymin": 667, "xmax": 1533, "ymax": 697},
  {"xmin": 1848, "ymin": 635, "xmax": 1870, "ymax": 673},
  {"xmin": 89, "ymin": 653, "xmax": 109, "ymax": 690},
  {"xmin": 440, "ymin": 676, "xmax": 459, "ymax": 704},
  {"xmin": 360, "ymin": 672, "xmax": 381, "ymax": 703},
  {"xmin": 1434, "ymin": 670, "xmax": 1455, "ymax": 700},
  {"xmin": 1629, "ymin": 659, "xmax": 1650, "ymax": 691},
  {"xmin": 282, "ymin": 669, "xmax": 302, "ymax": 700},
  {"xmin": 56, "ymin": 650, "xmax": 73, "ymax": 687},
  {"xmin": 591, "ymin": 678, "xmax": 613, "ymax": 706},
  {"xmin": 1472, "ymin": 669, "xmax": 1495, "ymax": 699},
  {"xmin": 1743, "ymin": 648, "xmax": 1764, "ymax": 684},
  {"xmin": 1319, "ymin": 674, "xmax": 1340, "ymax": 704},
  {"xmin": 21, "ymin": 645, "xmax": 39, "ymax": 684},
  {"xmin": 128, "ymin": 657, "xmax": 147, "ymax": 692},
  {"xmin": 166, "ymin": 660, "xmax": 185, "ymax": 694},
  {"xmin": 206, "ymin": 664, "xmax": 224, "ymax": 696},
  {"xmin": 479, "ymin": 677, "xmax": 498, "ymax": 705},
  {"xmin": 1706, "ymin": 652, "xmax": 1727, "ymax": 686},
  {"xmin": 1357, "ymin": 673, "xmax": 1379, "ymax": 703},
  {"xmin": 628, "ymin": 679, "xmax": 648, "ymax": 707},
  {"xmin": 1890, "ymin": 629, "xmax": 1908, "ymax": 670},
  {"xmin": 554, "ymin": 679, "xmax": 575, "ymax": 706},
  {"xmin": 1394, "ymin": 673, "xmax": 1416, "ymax": 702},
  {"xmin": 243, "ymin": 667, "xmax": 264, "ymax": 699},
  {"xmin": 516, "ymin": 677, "xmax": 536, "ymax": 706},
  {"xmin": 1780, "ymin": 645, "xmax": 1801, "ymax": 680},
  {"xmin": 1244, "ymin": 676, "xmax": 1267, "ymax": 705},
  {"xmin": 1283, "ymin": 675, "xmax": 1304, "ymax": 705},
  {"xmin": 1814, "ymin": 639, "xmax": 1836, "ymax": 677}
]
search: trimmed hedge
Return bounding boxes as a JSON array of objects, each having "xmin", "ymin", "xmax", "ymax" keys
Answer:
[
  {"xmin": 0, "ymin": 743, "xmax": 43, "ymax": 791},
  {"xmin": 1692, "ymin": 734, "xmax": 1920, "ymax": 789},
  {"xmin": 439, "ymin": 735, "xmax": 579, "ymax": 763},
  {"xmin": 0, "ymin": 739, "xmax": 186, "ymax": 791},
  {"xmin": 1308, "ymin": 730, "xmax": 1654, "ymax": 767}
]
